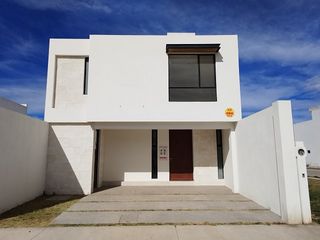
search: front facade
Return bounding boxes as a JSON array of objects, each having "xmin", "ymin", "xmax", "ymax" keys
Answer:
[
  {"xmin": 45, "ymin": 33, "xmax": 241, "ymax": 194},
  {"xmin": 44, "ymin": 33, "xmax": 312, "ymax": 224}
]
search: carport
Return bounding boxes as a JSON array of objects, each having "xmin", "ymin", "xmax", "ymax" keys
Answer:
[{"xmin": 52, "ymin": 186, "xmax": 281, "ymax": 225}]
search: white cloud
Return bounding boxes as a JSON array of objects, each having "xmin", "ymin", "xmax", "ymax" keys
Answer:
[
  {"xmin": 239, "ymin": 33, "xmax": 320, "ymax": 65},
  {"xmin": 304, "ymin": 75, "xmax": 320, "ymax": 92},
  {"xmin": 12, "ymin": 0, "xmax": 112, "ymax": 14}
]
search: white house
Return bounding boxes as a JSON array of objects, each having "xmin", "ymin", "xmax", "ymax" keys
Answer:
[
  {"xmin": 294, "ymin": 107, "xmax": 320, "ymax": 167},
  {"xmin": 44, "ymin": 33, "xmax": 311, "ymax": 224}
]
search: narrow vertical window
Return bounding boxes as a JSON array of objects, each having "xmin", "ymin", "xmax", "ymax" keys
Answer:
[
  {"xmin": 83, "ymin": 57, "xmax": 89, "ymax": 95},
  {"xmin": 216, "ymin": 129, "xmax": 224, "ymax": 179},
  {"xmin": 152, "ymin": 129, "xmax": 158, "ymax": 179},
  {"xmin": 93, "ymin": 129, "xmax": 100, "ymax": 189}
]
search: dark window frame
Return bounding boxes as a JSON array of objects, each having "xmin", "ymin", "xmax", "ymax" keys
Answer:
[
  {"xmin": 83, "ymin": 57, "xmax": 89, "ymax": 95},
  {"xmin": 151, "ymin": 129, "xmax": 158, "ymax": 179},
  {"xmin": 216, "ymin": 129, "xmax": 224, "ymax": 179},
  {"xmin": 168, "ymin": 53, "xmax": 217, "ymax": 102}
]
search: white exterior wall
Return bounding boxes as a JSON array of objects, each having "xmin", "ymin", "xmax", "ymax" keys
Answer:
[
  {"xmin": 102, "ymin": 130, "xmax": 153, "ymax": 184},
  {"xmin": 235, "ymin": 105, "xmax": 281, "ymax": 215},
  {"xmin": 54, "ymin": 57, "xmax": 87, "ymax": 110},
  {"xmin": 44, "ymin": 34, "xmax": 241, "ymax": 123},
  {"xmin": 235, "ymin": 101, "xmax": 311, "ymax": 224},
  {"xmin": 0, "ymin": 107, "xmax": 48, "ymax": 214},
  {"xmin": 45, "ymin": 39, "xmax": 89, "ymax": 122},
  {"xmin": 294, "ymin": 108, "xmax": 320, "ymax": 167},
  {"xmin": 193, "ymin": 130, "xmax": 223, "ymax": 184},
  {"xmin": 46, "ymin": 124, "xmax": 95, "ymax": 195},
  {"xmin": 222, "ymin": 129, "xmax": 236, "ymax": 190}
]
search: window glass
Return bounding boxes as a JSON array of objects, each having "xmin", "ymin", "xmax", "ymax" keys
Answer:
[
  {"xmin": 169, "ymin": 55, "xmax": 199, "ymax": 88},
  {"xmin": 168, "ymin": 53, "xmax": 217, "ymax": 102},
  {"xmin": 199, "ymin": 55, "xmax": 215, "ymax": 87}
]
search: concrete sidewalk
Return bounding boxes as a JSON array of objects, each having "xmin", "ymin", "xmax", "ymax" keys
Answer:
[{"xmin": 1, "ymin": 225, "xmax": 320, "ymax": 240}]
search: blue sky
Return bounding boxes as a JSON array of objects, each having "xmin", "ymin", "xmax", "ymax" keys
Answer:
[{"xmin": 0, "ymin": 0, "xmax": 319, "ymax": 122}]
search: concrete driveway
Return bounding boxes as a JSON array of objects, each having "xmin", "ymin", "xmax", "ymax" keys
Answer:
[{"xmin": 52, "ymin": 186, "xmax": 281, "ymax": 225}]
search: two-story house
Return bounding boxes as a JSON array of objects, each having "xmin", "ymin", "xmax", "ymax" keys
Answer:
[{"xmin": 45, "ymin": 33, "xmax": 241, "ymax": 194}]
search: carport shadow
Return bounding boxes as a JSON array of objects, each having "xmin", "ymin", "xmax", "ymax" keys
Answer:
[{"xmin": 46, "ymin": 125, "xmax": 84, "ymax": 195}]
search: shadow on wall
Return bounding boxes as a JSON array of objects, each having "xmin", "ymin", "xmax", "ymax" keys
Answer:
[
  {"xmin": 102, "ymin": 130, "xmax": 152, "ymax": 183},
  {"xmin": 193, "ymin": 130, "xmax": 217, "ymax": 168},
  {"xmin": 46, "ymin": 126, "xmax": 84, "ymax": 195}
]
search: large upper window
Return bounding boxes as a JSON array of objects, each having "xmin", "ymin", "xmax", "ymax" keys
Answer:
[{"xmin": 167, "ymin": 44, "xmax": 220, "ymax": 102}]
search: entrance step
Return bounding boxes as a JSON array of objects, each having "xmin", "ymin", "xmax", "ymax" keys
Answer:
[
  {"xmin": 51, "ymin": 209, "xmax": 281, "ymax": 225},
  {"xmin": 68, "ymin": 200, "xmax": 266, "ymax": 211}
]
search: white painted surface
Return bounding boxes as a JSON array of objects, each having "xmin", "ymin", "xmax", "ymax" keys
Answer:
[
  {"xmin": 193, "ymin": 130, "xmax": 223, "ymax": 184},
  {"xmin": 0, "ymin": 107, "xmax": 48, "ymax": 214},
  {"xmin": 45, "ymin": 34, "xmax": 241, "ymax": 123},
  {"xmin": 235, "ymin": 105, "xmax": 281, "ymax": 215},
  {"xmin": 54, "ymin": 57, "xmax": 87, "ymax": 109},
  {"xmin": 294, "ymin": 107, "xmax": 320, "ymax": 167},
  {"xmin": 295, "ymin": 141, "xmax": 312, "ymax": 223},
  {"xmin": 46, "ymin": 124, "xmax": 95, "ymax": 195},
  {"xmin": 0, "ymin": 97, "xmax": 27, "ymax": 115},
  {"xmin": 222, "ymin": 129, "xmax": 235, "ymax": 191},
  {"xmin": 272, "ymin": 101, "xmax": 304, "ymax": 224},
  {"xmin": 235, "ymin": 101, "xmax": 311, "ymax": 224},
  {"xmin": 102, "ymin": 130, "xmax": 153, "ymax": 183}
]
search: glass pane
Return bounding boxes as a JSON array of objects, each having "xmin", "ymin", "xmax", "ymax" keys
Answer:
[
  {"xmin": 199, "ymin": 55, "xmax": 215, "ymax": 87},
  {"xmin": 169, "ymin": 88, "xmax": 217, "ymax": 101},
  {"xmin": 169, "ymin": 55, "xmax": 199, "ymax": 87}
]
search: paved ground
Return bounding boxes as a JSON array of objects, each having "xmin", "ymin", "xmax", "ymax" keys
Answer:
[
  {"xmin": 308, "ymin": 168, "xmax": 320, "ymax": 178},
  {"xmin": 52, "ymin": 186, "xmax": 281, "ymax": 225},
  {"xmin": 1, "ymin": 225, "xmax": 320, "ymax": 240}
]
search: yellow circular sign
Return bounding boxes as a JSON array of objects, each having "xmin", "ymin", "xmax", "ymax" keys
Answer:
[{"xmin": 225, "ymin": 108, "xmax": 234, "ymax": 118}]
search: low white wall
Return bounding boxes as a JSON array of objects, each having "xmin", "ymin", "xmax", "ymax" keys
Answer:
[
  {"xmin": 46, "ymin": 124, "xmax": 95, "ymax": 195},
  {"xmin": 235, "ymin": 101, "xmax": 311, "ymax": 224},
  {"xmin": 294, "ymin": 108, "xmax": 320, "ymax": 167},
  {"xmin": 235, "ymin": 105, "xmax": 281, "ymax": 215},
  {"xmin": 0, "ymin": 107, "xmax": 48, "ymax": 214}
]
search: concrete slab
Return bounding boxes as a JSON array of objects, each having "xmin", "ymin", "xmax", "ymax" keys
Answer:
[
  {"xmin": 0, "ymin": 228, "xmax": 43, "ymax": 240},
  {"xmin": 1, "ymin": 225, "xmax": 320, "ymax": 240},
  {"xmin": 80, "ymin": 194, "xmax": 249, "ymax": 202},
  {"xmin": 33, "ymin": 226, "xmax": 178, "ymax": 240},
  {"xmin": 52, "ymin": 212, "xmax": 121, "ymax": 225},
  {"xmin": 69, "ymin": 200, "xmax": 265, "ymax": 211},
  {"xmin": 52, "ymin": 186, "xmax": 281, "ymax": 225},
  {"xmin": 52, "ymin": 210, "xmax": 281, "ymax": 225},
  {"xmin": 177, "ymin": 225, "xmax": 320, "ymax": 240},
  {"xmin": 92, "ymin": 186, "xmax": 232, "ymax": 195},
  {"xmin": 137, "ymin": 210, "xmax": 281, "ymax": 224}
]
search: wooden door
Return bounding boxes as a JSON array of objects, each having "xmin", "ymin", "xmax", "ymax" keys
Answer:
[{"xmin": 169, "ymin": 130, "xmax": 193, "ymax": 181}]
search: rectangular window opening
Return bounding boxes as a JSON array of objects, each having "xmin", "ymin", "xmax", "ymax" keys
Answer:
[
  {"xmin": 168, "ymin": 50, "xmax": 217, "ymax": 102},
  {"xmin": 93, "ymin": 129, "xmax": 100, "ymax": 189},
  {"xmin": 152, "ymin": 129, "xmax": 158, "ymax": 179},
  {"xmin": 83, "ymin": 57, "xmax": 89, "ymax": 95},
  {"xmin": 216, "ymin": 129, "xmax": 224, "ymax": 179}
]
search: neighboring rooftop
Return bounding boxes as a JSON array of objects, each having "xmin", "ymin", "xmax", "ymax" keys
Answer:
[{"xmin": 0, "ymin": 97, "xmax": 27, "ymax": 115}]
